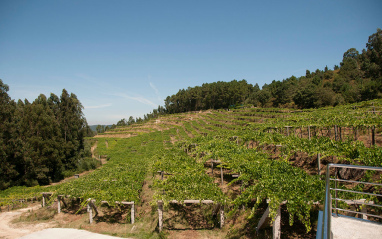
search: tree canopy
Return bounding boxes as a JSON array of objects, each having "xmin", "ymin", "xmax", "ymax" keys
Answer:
[
  {"xmin": 158, "ymin": 29, "xmax": 382, "ymax": 112},
  {"xmin": 0, "ymin": 81, "xmax": 92, "ymax": 189}
]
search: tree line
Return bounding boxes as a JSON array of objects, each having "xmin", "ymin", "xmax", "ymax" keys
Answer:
[
  {"xmin": 0, "ymin": 81, "xmax": 94, "ymax": 190},
  {"xmin": 101, "ymin": 106, "xmax": 167, "ymax": 132},
  {"xmin": 162, "ymin": 29, "xmax": 381, "ymax": 112}
]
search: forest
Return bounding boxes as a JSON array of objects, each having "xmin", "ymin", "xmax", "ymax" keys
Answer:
[{"xmin": 0, "ymin": 82, "xmax": 94, "ymax": 190}]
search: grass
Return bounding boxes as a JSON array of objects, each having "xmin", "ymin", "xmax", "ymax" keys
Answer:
[{"xmin": 12, "ymin": 205, "xmax": 57, "ymax": 223}]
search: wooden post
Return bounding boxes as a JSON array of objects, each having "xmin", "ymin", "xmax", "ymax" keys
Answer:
[
  {"xmin": 273, "ymin": 206, "xmax": 281, "ymax": 239},
  {"xmin": 57, "ymin": 196, "xmax": 61, "ymax": 213},
  {"xmin": 308, "ymin": 126, "xmax": 311, "ymax": 140},
  {"xmin": 300, "ymin": 127, "xmax": 303, "ymax": 138},
  {"xmin": 220, "ymin": 205, "xmax": 224, "ymax": 228},
  {"xmin": 131, "ymin": 202, "xmax": 135, "ymax": 224},
  {"xmin": 42, "ymin": 194, "xmax": 46, "ymax": 207},
  {"xmin": 372, "ymin": 126, "xmax": 376, "ymax": 146},
  {"xmin": 158, "ymin": 200, "xmax": 163, "ymax": 232},
  {"xmin": 317, "ymin": 153, "xmax": 321, "ymax": 175}
]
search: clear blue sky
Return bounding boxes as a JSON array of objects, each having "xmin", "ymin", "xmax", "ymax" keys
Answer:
[{"xmin": 1, "ymin": 0, "xmax": 381, "ymax": 125}]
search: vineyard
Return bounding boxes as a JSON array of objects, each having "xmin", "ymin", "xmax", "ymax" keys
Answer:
[{"xmin": 1, "ymin": 99, "xmax": 382, "ymax": 238}]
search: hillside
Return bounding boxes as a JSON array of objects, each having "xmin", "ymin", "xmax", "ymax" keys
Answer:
[
  {"xmin": 107, "ymin": 29, "xmax": 382, "ymax": 130},
  {"xmin": 1, "ymin": 99, "xmax": 381, "ymax": 238}
]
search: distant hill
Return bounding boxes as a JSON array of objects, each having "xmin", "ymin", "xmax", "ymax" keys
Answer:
[{"xmin": 89, "ymin": 125, "xmax": 112, "ymax": 132}]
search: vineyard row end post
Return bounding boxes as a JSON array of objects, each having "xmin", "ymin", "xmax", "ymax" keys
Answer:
[
  {"xmin": 256, "ymin": 201, "xmax": 285, "ymax": 239},
  {"xmin": 158, "ymin": 200, "xmax": 163, "ymax": 232},
  {"xmin": 42, "ymin": 192, "xmax": 52, "ymax": 207}
]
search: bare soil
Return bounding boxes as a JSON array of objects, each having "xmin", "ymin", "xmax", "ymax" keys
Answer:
[{"xmin": 0, "ymin": 203, "xmax": 56, "ymax": 239}]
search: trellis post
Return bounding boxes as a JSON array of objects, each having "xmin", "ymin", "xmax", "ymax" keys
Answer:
[
  {"xmin": 273, "ymin": 206, "xmax": 281, "ymax": 239},
  {"xmin": 42, "ymin": 192, "xmax": 52, "ymax": 207},
  {"xmin": 284, "ymin": 126, "xmax": 292, "ymax": 137},
  {"xmin": 57, "ymin": 196, "xmax": 61, "ymax": 213},
  {"xmin": 220, "ymin": 205, "xmax": 225, "ymax": 228},
  {"xmin": 131, "ymin": 203, "xmax": 135, "ymax": 224},
  {"xmin": 158, "ymin": 200, "xmax": 163, "ymax": 232},
  {"xmin": 257, "ymin": 200, "xmax": 285, "ymax": 239},
  {"xmin": 87, "ymin": 203, "xmax": 93, "ymax": 224},
  {"xmin": 87, "ymin": 200, "xmax": 93, "ymax": 224}
]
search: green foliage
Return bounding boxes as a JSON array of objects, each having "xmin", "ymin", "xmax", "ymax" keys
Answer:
[
  {"xmin": 165, "ymin": 80, "xmax": 254, "ymax": 113},
  {"xmin": 181, "ymin": 132, "xmax": 324, "ymax": 231},
  {"xmin": 56, "ymin": 132, "xmax": 165, "ymax": 205},
  {"xmin": 2, "ymin": 98, "xmax": 382, "ymax": 234},
  {"xmin": 151, "ymin": 149, "xmax": 226, "ymax": 204},
  {"xmin": 0, "ymin": 83, "xmax": 91, "ymax": 189}
]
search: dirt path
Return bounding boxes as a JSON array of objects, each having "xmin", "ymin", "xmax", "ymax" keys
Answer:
[
  {"xmin": 0, "ymin": 204, "xmax": 55, "ymax": 239},
  {"xmin": 91, "ymin": 141, "xmax": 98, "ymax": 158}
]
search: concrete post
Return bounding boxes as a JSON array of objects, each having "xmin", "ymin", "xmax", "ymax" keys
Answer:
[
  {"xmin": 131, "ymin": 203, "xmax": 135, "ymax": 224},
  {"xmin": 57, "ymin": 196, "xmax": 61, "ymax": 213},
  {"xmin": 87, "ymin": 202, "xmax": 93, "ymax": 224},
  {"xmin": 273, "ymin": 206, "xmax": 281, "ymax": 239},
  {"xmin": 158, "ymin": 201, "xmax": 163, "ymax": 232},
  {"xmin": 220, "ymin": 205, "xmax": 224, "ymax": 228}
]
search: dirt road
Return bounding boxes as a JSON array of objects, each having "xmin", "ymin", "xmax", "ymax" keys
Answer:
[{"xmin": 0, "ymin": 204, "xmax": 55, "ymax": 239}]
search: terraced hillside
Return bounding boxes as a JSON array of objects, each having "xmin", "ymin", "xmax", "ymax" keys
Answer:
[{"xmin": 1, "ymin": 99, "xmax": 382, "ymax": 238}]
